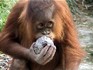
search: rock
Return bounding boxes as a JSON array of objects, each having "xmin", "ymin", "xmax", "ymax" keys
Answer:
[{"xmin": 33, "ymin": 36, "xmax": 56, "ymax": 54}]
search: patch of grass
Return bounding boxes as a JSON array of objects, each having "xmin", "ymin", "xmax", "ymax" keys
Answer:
[{"xmin": 0, "ymin": 0, "xmax": 17, "ymax": 31}]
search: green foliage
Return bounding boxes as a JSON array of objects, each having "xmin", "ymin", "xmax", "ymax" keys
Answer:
[
  {"xmin": 0, "ymin": 0, "xmax": 17, "ymax": 31},
  {"xmin": 85, "ymin": 0, "xmax": 93, "ymax": 4},
  {"xmin": 66, "ymin": 0, "xmax": 80, "ymax": 15}
]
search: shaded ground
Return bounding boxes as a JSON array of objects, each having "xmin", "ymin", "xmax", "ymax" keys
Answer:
[{"xmin": 75, "ymin": 15, "xmax": 93, "ymax": 70}]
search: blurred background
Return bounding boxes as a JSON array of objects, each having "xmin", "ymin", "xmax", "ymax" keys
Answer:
[{"xmin": 0, "ymin": 0, "xmax": 93, "ymax": 70}]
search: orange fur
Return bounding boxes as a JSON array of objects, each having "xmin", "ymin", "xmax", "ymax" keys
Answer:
[{"xmin": 0, "ymin": 0, "xmax": 85, "ymax": 70}]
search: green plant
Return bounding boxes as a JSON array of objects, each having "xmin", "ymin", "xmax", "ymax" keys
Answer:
[{"xmin": 0, "ymin": 0, "xmax": 17, "ymax": 31}]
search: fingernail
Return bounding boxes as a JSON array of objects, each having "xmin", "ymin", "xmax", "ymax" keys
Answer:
[{"xmin": 47, "ymin": 44, "xmax": 50, "ymax": 46}]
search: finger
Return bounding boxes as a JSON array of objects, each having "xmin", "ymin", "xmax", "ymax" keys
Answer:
[
  {"xmin": 43, "ymin": 48, "xmax": 56, "ymax": 65},
  {"xmin": 53, "ymin": 45, "xmax": 56, "ymax": 50},
  {"xmin": 35, "ymin": 45, "xmax": 50, "ymax": 63},
  {"xmin": 42, "ymin": 46, "xmax": 54, "ymax": 64},
  {"xmin": 30, "ymin": 43, "xmax": 36, "ymax": 55},
  {"xmin": 38, "ymin": 44, "xmax": 51, "ymax": 58},
  {"xmin": 50, "ymin": 44, "xmax": 56, "ymax": 50},
  {"xmin": 36, "ymin": 44, "xmax": 52, "ymax": 65},
  {"xmin": 30, "ymin": 42, "xmax": 35, "ymax": 49},
  {"xmin": 43, "ymin": 47, "xmax": 56, "ymax": 65}
]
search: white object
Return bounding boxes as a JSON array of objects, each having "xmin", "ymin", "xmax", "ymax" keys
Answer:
[{"xmin": 34, "ymin": 36, "xmax": 56, "ymax": 54}]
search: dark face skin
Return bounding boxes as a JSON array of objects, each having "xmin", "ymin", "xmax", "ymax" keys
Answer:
[{"xmin": 32, "ymin": 5, "xmax": 55, "ymax": 39}]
